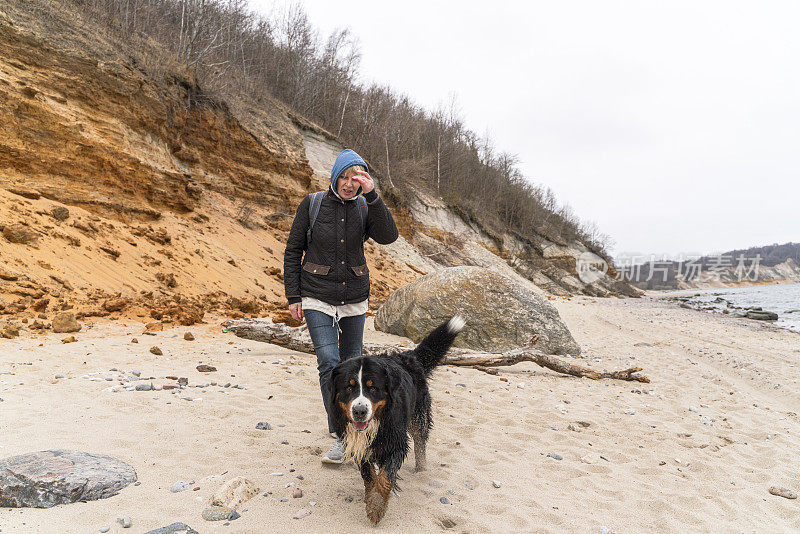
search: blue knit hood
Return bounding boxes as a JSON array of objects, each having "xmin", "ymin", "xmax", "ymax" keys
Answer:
[{"xmin": 330, "ymin": 149, "xmax": 368, "ymax": 196}]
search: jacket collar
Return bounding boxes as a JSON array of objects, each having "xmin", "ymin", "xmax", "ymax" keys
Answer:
[{"xmin": 328, "ymin": 185, "xmax": 357, "ymax": 204}]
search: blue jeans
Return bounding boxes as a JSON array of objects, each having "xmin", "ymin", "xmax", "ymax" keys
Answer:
[{"xmin": 304, "ymin": 309, "xmax": 366, "ymax": 433}]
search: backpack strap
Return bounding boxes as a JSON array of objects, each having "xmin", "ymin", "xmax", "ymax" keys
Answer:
[
  {"xmin": 306, "ymin": 191, "xmax": 325, "ymax": 247},
  {"xmin": 356, "ymin": 195, "xmax": 369, "ymax": 242}
]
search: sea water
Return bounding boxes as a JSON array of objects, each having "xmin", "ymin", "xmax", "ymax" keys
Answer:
[{"xmin": 678, "ymin": 283, "xmax": 800, "ymax": 332}]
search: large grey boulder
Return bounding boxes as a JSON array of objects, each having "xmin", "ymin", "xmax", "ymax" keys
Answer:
[
  {"xmin": 375, "ymin": 266, "xmax": 580, "ymax": 355},
  {"xmin": 0, "ymin": 450, "xmax": 136, "ymax": 508}
]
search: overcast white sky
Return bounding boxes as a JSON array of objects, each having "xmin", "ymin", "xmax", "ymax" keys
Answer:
[{"xmin": 250, "ymin": 0, "xmax": 799, "ymax": 258}]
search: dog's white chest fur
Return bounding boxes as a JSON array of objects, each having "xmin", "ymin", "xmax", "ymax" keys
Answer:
[{"xmin": 343, "ymin": 419, "xmax": 379, "ymax": 464}]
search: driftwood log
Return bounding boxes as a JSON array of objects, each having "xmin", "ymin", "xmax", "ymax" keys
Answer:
[{"xmin": 224, "ymin": 318, "xmax": 649, "ymax": 383}]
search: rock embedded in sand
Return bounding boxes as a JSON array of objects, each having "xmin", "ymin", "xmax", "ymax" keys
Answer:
[
  {"xmin": 1, "ymin": 323, "xmax": 20, "ymax": 339},
  {"xmin": 293, "ymin": 508, "xmax": 312, "ymax": 519},
  {"xmin": 131, "ymin": 338, "xmax": 139, "ymax": 343},
  {"xmin": 51, "ymin": 206, "xmax": 70, "ymax": 221},
  {"xmin": 746, "ymin": 310, "xmax": 779, "ymax": 321},
  {"xmin": 209, "ymin": 476, "xmax": 260, "ymax": 509},
  {"xmin": 202, "ymin": 506, "xmax": 235, "ymax": 521},
  {"xmin": 51, "ymin": 313, "xmax": 81, "ymax": 334},
  {"xmin": 61, "ymin": 336, "xmax": 77, "ymax": 344},
  {"xmin": 103, "ymin": 298, "xmax": 128, "ymax": 313},
  {"xmin": 99, "ymin": 527, "xmax": 110, "ymax": 533},
  {"xmin": 184, "ymin": 332, "xmax": 195, "ymax": 341},
  {"xmin": 768, "ymin": 486, "xmax": 797, "ymax": 499},
  {"xmin": 150, "ymin": 346, "xmax": 163, "ymax": 356},
  {"xmin": 0, "ymin": 450, "xmax": 136, "ymax": 508},
  {"xmin": 196, "ymin": 364, "xmax": 215, "ymax": 372},
  {"xmin": 375, "ymin": 266, "xmax": 581, "ymax": 355},
  {"xmin": 3, "ymin": 224, "xmax": 38, "ymax": 245},
  {"xmin": 144, "ymin": 523, "xmax": 199, "ymax": 534},
  {"xmin": 292, "ymin": 488, "xmax": 303, "ymax": 498},
  {"xmin": 170, "ymin": 480, "xmax": 191, "ymax": 493}
]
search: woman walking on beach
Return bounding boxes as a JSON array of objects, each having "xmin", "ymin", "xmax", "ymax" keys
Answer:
[{"xmin": 283, "ymin": 149, "xmax": 399, "ymax": 463}]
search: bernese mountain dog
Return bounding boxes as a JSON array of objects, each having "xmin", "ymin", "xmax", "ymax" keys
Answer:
[{"xmin": 328, "ymin": 315, "xmax": 466, "ymax": 525}]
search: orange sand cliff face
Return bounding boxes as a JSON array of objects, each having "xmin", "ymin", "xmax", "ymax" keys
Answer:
[{"xmin": 0, "ymin": 19, "xmax": 416, "ymax": 329}]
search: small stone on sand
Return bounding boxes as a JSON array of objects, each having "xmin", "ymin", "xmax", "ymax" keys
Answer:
[
  {"xmin": 768, "ymin": 486, "xmax": 797, "ymax": 499},
  {"xmin": 293, "ymin": 508, "xmax": 312, "ymax": 519}
]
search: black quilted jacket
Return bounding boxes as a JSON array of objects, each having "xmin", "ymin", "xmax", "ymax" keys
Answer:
[{"xmin": 284, "ymin": 188, "xmax": 399, "ymax": 306}]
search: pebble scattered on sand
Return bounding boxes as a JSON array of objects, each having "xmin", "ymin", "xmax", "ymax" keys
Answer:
[
  {"xmin": 440, "ymin": 497, "xmax": 450, "ymax": 504},
  {"xmin": 292, "ymin": 488, "xmax": 303, "ymax": 498},
  {"xmin": 492, "ymin": 480, "xmax": 501, "ymax": 488},
  {"xmin": 184, "ymin": 332, "xmax": 195, "ymax": 341},
  {"xmin": 567, "ymin": 423, "xmax": 581, "ymax": 432},
  {"xmin": 624, "ymin": 409, "xmax": 636, "ymax": 415},
  {"xmin": 293, "ymin": 508, "xmax": 312, "ymax": 519},
  {"xmin": 135, "ymin": 384, "xmax": 153, "ymax": 391},
  {"xmin": 202, "ymin": 506, "xmax": 234, "ymax": 521},
  {"xmin": 170, "ymin": 480, "xmax": 191, "ymax": 493},
  {"xmin": 150, "ymin": 346, "xmax": 163, "ymax": 355},
  {"xmin": 256, "ymin": 422, "xmax": 271, "ymax": 430},
  {"xmin": 117, "ymin": 517, "xmax": 132, "ymax": 528},
  {"xmin": 689, "ymin": 405, "xmax": 699, "ymax": 413},
  {"xmin": 99, "ymin": 527, "xmax": 110, "ymax": 533},
  {"xmin": 547, "ymin": 453, "xmax": 563, "ymax": 461},
  {"xmin": 768, "ymin": 486, "xmax": 797, "ymax": 499}
]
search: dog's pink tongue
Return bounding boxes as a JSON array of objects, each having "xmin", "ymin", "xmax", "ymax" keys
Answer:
[{"xmin": 352, "ymin": 421, "xmax": 369, "ymax": 432}]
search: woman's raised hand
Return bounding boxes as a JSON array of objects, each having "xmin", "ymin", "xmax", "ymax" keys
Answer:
[{"xmin": 352, "ymin": 170, "xmax": 374, "ymax": 194}]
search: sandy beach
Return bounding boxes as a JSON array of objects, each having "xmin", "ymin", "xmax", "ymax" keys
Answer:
[{"xmin": 2, "ymin": 295, "xmax": 799, "ymax": 533}]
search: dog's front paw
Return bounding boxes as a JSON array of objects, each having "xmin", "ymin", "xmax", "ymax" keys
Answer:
[{"xmin": 365, "ymin": 491, "xmax": 387, "ymax": 525}]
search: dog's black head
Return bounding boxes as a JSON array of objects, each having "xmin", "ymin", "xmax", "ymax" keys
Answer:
[
  {"xmin": 329, "ymin": 356, "xmax": 412, "ymax": 435},
  {"xmin": 330, "ymin": 356, "xmax": 389, "ymax": 433}
]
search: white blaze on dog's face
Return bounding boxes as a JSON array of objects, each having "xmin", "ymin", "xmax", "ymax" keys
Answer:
[
  {"xmin": 350, "ymin": 365, "xmax": 372, "ymax": 430},
  {"xmin": 334, "ymin": 358, "xmax": 388, "ymax": 433}
]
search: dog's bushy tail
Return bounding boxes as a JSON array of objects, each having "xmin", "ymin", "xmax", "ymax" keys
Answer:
[{"xmin": 413, "ymin": 316, "xmax": 466, "ymax": 376}]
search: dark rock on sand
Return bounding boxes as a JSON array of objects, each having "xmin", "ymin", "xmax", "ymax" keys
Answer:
[
  {"xmin": 202, "ymin": 506, "xmax": 235, "ymax": 521},
  {"xmin": 0, "ymin": 450, "xmax": 136, "ymax": 508},
  {"xmin": 144, "ymin": 523, "xmax": 199, "ymax": 534},
  {"xmin": 51, "ymin": 206, "xmax": 70, "ymax": 221},
  {"xmin": 375, "ymin": 266, "xmax": 580, "ymax": 355},
  {"xmin": 746, "ymin": 310, "xmax": 779, "ymax": 321}
]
